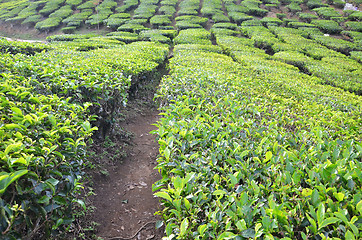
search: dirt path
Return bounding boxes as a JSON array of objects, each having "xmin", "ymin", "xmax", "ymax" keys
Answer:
[{"xmin": 89, "ymin": 104, "xmax": 164, "ymax": 240}]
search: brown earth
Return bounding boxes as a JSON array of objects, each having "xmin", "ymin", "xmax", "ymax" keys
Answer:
[{"xmin": 90, "ymin": 103, "xmax": 164, "ymax": 240}]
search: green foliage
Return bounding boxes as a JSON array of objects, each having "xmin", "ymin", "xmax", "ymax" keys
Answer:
[
  {"xmin": 106, "ymin": 31, "xmax": 139, "ymax": 43},
  {"xmin": 310, "ymin": 34, "xmax": 360, "ymax": 53},
  {"xmin": 326, "ymin": 0, "xmax": 345, "ymax": 8},
  {"xmin": 229, "ymin": 12, "xmax": 254, "ymax": 24},
  {"xmin": 306, "ymin": 0, "xmax": 329, "ymax": 9},
  {"xmin": 298, "ymin": 12, "xmax": 318, "ymax": 22},
  {"xmin": 66, "ymin": 0, "xmax": 83, "ymax": 7},
  {"xmin": 61, "ymin": 26, "xmax": 76, "ymax": 33},
  {"xmin": 348, "ymin": 11, "xmax": 362, "ymax": 21},
  {"xmin": 287, "ymin": 2, "xmax": 302, "ymax": 12},
  {"xmin": 159, "ymin": 5, "xmax": 176, "ymax": 15},
  {"xmin": 0, "ymin": 40, "xmax": 168, "ymax": 239},
  {"xmin": 115, "ymin": 0, "xmax": 138, "ymax": 12},
  {"xmin": 62, "ymin": 9, "xmax": 92, "ymax": 27},
  {"xmin": 0, "ymin": 38, "xmax": 51, "ymax": 55},
  {"xmin": 260, "ymin": 17, "xmax": 283, "ymax": 26},
  {"xmin": 174, "ymin": 29, "xmax": 212, "ymax": 45},
  {"xmin": 140, "ymin": 30, "xmax": 172, "ymax": 44},
  {"xmin": 133, "ymin": 3, "xmax": 157, "ymax": 19},
  {"xmin": 46, "ymin": 34, "xmax": 97, "ymax": 42},
  {"xmin": 117, "ymin": 23, "xmax": 150, "ymax": 33},
  {"xmin": 150, "ymin": 15, "xmax": 172, "ymax": 27},
  {"xmin": 22, "ymin": 14, "xmax": 42, "ymax": 25},
  {"xmin": 288, "ymin": 21, "xmax": 317, "ymax": 29},
  {"xmin": 350, "ymin": 51, "xmax": 362, "ymax": 63},
  {"xmin": 155, "ymin": 38, "xmax": 362, "ymax": 240},
  {"xmin": 313, "ymin": 7, "xmax": 342, "ymax": 19},
  {"xmin": 39, "ymin": 0, "xmax": 65, "ymax": 17},
  {"xmin": 35, "ymin": 17, "xmax": 62, "ymax": 32},
  {"xmin": 49, "ymin": 5, "xmax": 73, "ymax": 20},
  {"xmin": 345, "ymin": 21, "xmax": 362, "ymax": 32},
  {"xmin": 240, "ymin": 0, "xmax": 269, "ymax": 16},
  {"xmin": 311, "ymin": 19, "xmax": 343, "ymax": 34},
  {"xmin": 77, "ymin": 0, "xmax": 96, "ymax": 10}
]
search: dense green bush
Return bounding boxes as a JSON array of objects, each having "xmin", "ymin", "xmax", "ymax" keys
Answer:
[
  {"xmin": 306, "ymin": 0, "xmax": 329, "ymax": 9},
  {"xmin": 35, "ymin": 17, "xmax": 62, "ymax": 32},
  {"xmin": 229, "ymin": 12, "xmax": 254, "ymax": 24},
  {"xmin": 62, "ymin": 9, "xmax": 92, "ymax": 27},
  {"xmin": 176, "ymin": 15, "xmax": 208, "ymax": 26},
  {"xmin": 61, "ymin": 26, "xmax": 76, "ymax": 33},
  {"xmin": 212, "ymin": 13, "xmax": 230, "ymax": 22},
  {"xmin": 260, "ymin": 17, "xmax": 283, "ymax": 26},
  {"xmin": 150, "ymin": 15, "xmax": 172, "ymax": 27},
  {"xmin": 104, "ymin": 14, "xmax": 131, "ymax": 30},
  {"xmin": 155, "ymin": 37, "xmax": 362, "ymax": 240},
  {"xmin": 5, "ymin": 1, "xmax": 43, "ymax": 23},
  {"xmin": 342, "ymin": 30, "xmax": 362, "ymax": 43},
  {"xmin": 287, "ymin": 2, "xmax": 302, "ymax": 12},
  {"xmin": 310, "ymin": 19, "xmax": 342, "ymax": 34},
  {"xmin": 350, "ymin": 51, "xmax": 362, "ymax": 63},
  {"xmin": 159, "ymin": 5, "xmax": 176, "ymax": 15},
  {"xmin": 0, "ymin": 38, "xmax": 51, "ymax": 55},
  {"xmin": 85, "ymin": 8, "xmax": 113, "ymax": 26},
  {"xmin": 313, "ymin": 7, "xmax": 342, "ymax": 19},
  {"xmin": 287, "ymin": 21, "xmax": 317, "ymax": 29},
  {"xmin": 174, "ymin": 29, "xmax": 212, "ymax": 45},
  {"xmin": 115, "ymin": 0, "xmax": 138, "ymax": 12},
  {"xmin": 133, "ymin": 3, "xmax": 158, "ymax": 19},
  {"xmin": 39, "ymin": 0, "xmax": 65, "ymax": 16},
  {"xmin": 241, "ymin": 0, "xmax": 268, "ymax": 16},
  {"xmin": 77, "ymin": 0, "xmax": 96, "ymax": 10},
  {"xmin": 326, "ymin": 0, "xmax": 345, "ymax": 8},
  {"xmin": 117, "ymin": 23, "xmax": 150, "ymax": 33},
  {"xmin": 0, "ymin": 41, "xmax": 169, "ymax": 238},
  {"xmin": 22, "ymin": 14, "xmax": 42, "ymax": 25},
  {"xmin": 49, "ymin": 5, "xmax": 73, "ymax": 20},
  {"xmin": 140, "ymin": 30, "xmax": 172, "ymax": 44},
  {"xmin": 106, "ymin": 31, "xmax": 139, "ymax": 43},
  {"xmin": 66, "ymin": 0, "xmax": 83, "ymax": 7},
  {"xmin": 310, "ymin": 34, "xmax": 360, "ymax": 53},
  {"xmin": 348, "ymin": 11, "xmax": 362, "ymax": 21},
  {"xmin": 298, "ymin": 12, "xmax": 318, "ymax": 22},
  {"xmin": 345, "ymin": 21, "xmax": 362, "ymax": 32}
]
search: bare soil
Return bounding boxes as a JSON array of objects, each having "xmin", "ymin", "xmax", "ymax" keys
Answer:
[{"xmin": 90, "ymin": 103, "xmax": 164, "ymax": 240}]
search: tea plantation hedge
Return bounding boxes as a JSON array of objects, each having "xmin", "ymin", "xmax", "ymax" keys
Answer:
[
  {"xmin": 154, "ymin": 40, "xmax": 362, "ymax": 239},
  {"xmin": 0, "ymin": 38, "xmax": 168, "ymax": 238}
]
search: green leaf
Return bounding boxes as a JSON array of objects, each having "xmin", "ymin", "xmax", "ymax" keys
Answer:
[
  {"xmin": 11, "ymin": 107, "xmax": 23, "ymax": 115},
  {"xmin": 180, "ymin": 218, "xmax": 189, "ymax": 236},
  {"xmin": 236, "ymin": 219, "xmax": 247, "ymax": 231},
  {"xmin": 318, "ymin": 217, "xmax": 339, "ymax": 229},
  {"xmin": 217, "ymin": 231, "xmax": 237, "ymax": 240},
  {"xmin": 316, "ymin": 203, "xmax": 325, "ymax": 225},
  {"xmin": 213, "ymin": 190, "xmax": 226, "ymax": 197},
  {"xmin": 265, "ymin": 151, "xmax": 272, "ymax": 162},
  {"xmin": 164, "ymin": 147, "xmax": 171, "ymax": 160},
  {"xmin": 345, "ymin": 230, "xmax": 355, "ymax": 240},
  {"xmin": 198, "ymin": 224, "xmax": 207, "ymax": 235},
  {"xmin": 155, "ymin": 191, "xmax": 172, "ymax": 202},
  {"xmin": 156, "ymin": 220, "xmax": 164, "ymax": 229},
  {"xmin": 0, "ymin": 170, "xmax": 28, "ymax": 195},
  {"xmin": 356, "ymin": 200, "xmax": 362, "ymax": 215},
  {"xmin": 306, "ymin": 213, "xmax": 317, "ymax": 234},
  {"xmin": 333, "ymin": 192, "xmax": 344, "ymax": 202}
]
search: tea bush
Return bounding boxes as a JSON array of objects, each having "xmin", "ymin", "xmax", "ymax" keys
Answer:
[
  {"xmin": 154, "ymin": 39, "xmax": 362, "ymax": 240},
  {"xmin": 0, "ymin": 40, "xmax": 169, "ymax": 238}
]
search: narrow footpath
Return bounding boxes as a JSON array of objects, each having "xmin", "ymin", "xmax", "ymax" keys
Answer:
[{"xmin": 91, "ymin": 104, "xmax": 164, "ymax": 240}]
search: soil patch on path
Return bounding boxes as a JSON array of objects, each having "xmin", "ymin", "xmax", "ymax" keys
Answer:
[
  {"xmin": 91, "ymin": 103, "xmax": 163, "ymax": 240},
  {"xmin": 86, "ymin": 62, "xmax": 168, "ymax": 239}
]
